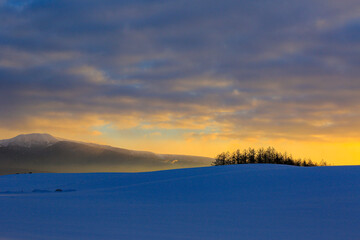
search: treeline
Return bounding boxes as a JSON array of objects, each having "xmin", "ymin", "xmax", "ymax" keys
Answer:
[{"xmin": 213, "ymin": 147, "xmax": 326, "ymax": 167}]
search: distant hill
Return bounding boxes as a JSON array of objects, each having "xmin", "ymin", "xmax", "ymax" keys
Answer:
[{"xmin": 0, "ymin": 133, "xmax": 213, "ymax": 175}]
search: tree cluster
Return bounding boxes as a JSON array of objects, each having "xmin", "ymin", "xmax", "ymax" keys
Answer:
[{"xmin": 212, "ymin": 147, "xmax": 326, "ymax": 167}]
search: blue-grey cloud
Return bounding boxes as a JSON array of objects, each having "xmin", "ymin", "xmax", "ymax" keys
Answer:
[{"xmin": 1, "ymin": 0, "xmax": 360, "ymax": 141}]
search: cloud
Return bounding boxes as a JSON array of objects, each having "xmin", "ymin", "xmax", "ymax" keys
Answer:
[
  {"xmin": 1, "ymin": 0, "xmax": 360, "ymax": 163},
  {"xmin": 69, "ymin": 65, "xmax": 109, "ymax": 84}
]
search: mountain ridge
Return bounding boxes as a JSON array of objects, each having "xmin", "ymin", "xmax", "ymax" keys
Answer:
[
  {"xmin": 0, "ymin": 133, "xmax": 213, "ymax": 174},
  {"xmin": 0, "ymin": 133, "xmax": 59, "ymax": 148}
]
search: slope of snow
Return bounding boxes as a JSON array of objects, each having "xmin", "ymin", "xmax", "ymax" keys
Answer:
[
  {"xmin": 0, "ymin": 133, "xmax": 59, "ymax": 147},
  {"xmin": 1, "ymin": 164, "xmax": 360, "ymax": 240}
]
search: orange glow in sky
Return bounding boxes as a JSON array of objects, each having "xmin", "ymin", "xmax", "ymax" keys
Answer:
[{"xmin": 1, "ymin": 0, "xmax": 360, "ymax": 166}]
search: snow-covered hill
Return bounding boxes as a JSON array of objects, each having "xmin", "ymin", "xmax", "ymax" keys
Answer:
[
  {"xmin": 0, "ymin": 133, "xmax": 213, "ymax": 174},
  {"xmin": 0, "ymin": 133, "xmax": 59, "ymax": 148},
  {"xmin": 1, "ymin": 164, "xmax": 360, "ymax": 240}
]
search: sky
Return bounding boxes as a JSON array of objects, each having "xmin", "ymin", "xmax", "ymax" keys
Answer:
[{"xmin": 0, "ymin": 0, "xmax": 360, "ymax": 165}]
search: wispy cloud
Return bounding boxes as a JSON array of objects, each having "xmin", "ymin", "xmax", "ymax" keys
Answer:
[{"xmin": 1, "ymin": 0, "xmax": 360, "ymax": 163}]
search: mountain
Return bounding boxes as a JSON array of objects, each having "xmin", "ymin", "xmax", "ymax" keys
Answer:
[
  {"xmin": 0, "ymin": 133, "xmax": 59, "ymax": 148},
  {"xmin": 0, "ymin": 133, "xmax": 213, "ymax": 174}
]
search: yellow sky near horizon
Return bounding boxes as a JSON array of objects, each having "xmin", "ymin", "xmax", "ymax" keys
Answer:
[
  {"xmin": 2, "ymin": 0, "xmax": 360, "ymax": 167},
  {"xmin": 1, "ymin": 126, "xmax": 359, "ymax": 166}
]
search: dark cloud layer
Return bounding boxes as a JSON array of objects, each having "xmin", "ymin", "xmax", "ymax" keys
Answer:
[{"xmin": 1, "ymin": 0, "xmax": 360, "ymax": 142}]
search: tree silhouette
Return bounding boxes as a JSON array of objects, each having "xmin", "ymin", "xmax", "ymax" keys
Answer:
[{"xmin": 212, "ymin": 147, "xmax": 326, "ymax": 167}]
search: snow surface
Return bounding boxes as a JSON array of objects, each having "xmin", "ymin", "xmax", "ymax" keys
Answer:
[{"xmin": 0, "ymin": 164, "xmax": 360, "ymax": 240}]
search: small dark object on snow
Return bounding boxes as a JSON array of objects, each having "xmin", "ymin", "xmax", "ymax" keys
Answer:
[{"xmin": 55, "ymin": 189, "xmax": 63, "ymax": 192}]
